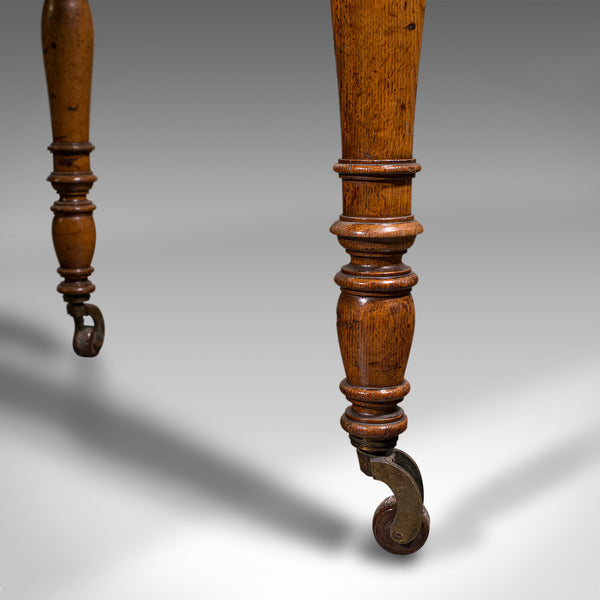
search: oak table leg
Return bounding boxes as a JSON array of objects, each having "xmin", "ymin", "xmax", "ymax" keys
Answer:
[
  {"xmin": 329, "ymin": 0, "xmax": 429, "ymax": 554},
  {"xmin": 42, "ymin": 0, "xmax": 104, "ymax": 357}
]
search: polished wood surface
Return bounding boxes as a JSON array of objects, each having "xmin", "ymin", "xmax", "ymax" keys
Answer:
[
  {"xmin": 37, "ymin": 0, "xmax": 429, "ymax": 553},
  {"xmin": 330, "ymin": 0, "xmax": 429, "ymax": 553},
  {"xmin": 42, "ymin": 0, "xmax": 104, "ymax": 357}
]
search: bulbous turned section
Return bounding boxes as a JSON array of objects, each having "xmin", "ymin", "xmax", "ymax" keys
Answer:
[{"xmin": 334, "ymin": 237, "xmax": 419, "ymax": 454}]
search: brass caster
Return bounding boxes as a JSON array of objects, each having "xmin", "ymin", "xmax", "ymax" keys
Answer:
[
  {"xmin": 67, "ymin": 302, "xmax": 105, "ymax": 357},
  {"xmin": 373, "ymin": 497, "xmax": 430, "ymax": 555},
  {"xmin": 358, "ymin": 448, "xmax": 428, "ymax": 555}
]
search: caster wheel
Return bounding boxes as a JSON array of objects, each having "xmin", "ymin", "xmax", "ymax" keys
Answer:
[{"xmin": 372, "ymin": 496, "xmax": 430, "ymax": 555}]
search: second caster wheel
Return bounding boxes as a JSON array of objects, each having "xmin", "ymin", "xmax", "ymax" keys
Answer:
[{"xmin": 372, "ymin": 496, "xmax": 430, "ymax": 555}]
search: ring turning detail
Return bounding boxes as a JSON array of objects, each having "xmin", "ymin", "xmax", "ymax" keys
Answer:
[
  {"xmin": 42, "ymin": 0, "xmax": 104, "ymax": 357},
  {"xmin": 329, "ymin": 0, "xmax": 429, "ymax": 554}
]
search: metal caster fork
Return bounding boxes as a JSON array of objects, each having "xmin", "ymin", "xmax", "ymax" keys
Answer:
[{"xmin": 358, "ymin": 449, "xmax": 430, "ymax": 555}]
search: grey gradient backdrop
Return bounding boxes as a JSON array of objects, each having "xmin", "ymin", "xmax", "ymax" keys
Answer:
[{"xmin": 0, "ymin": 1, "xmax": 599, "ymax": 598}]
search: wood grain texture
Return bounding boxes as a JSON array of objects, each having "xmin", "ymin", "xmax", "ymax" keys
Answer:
[
  {"xmin": 330, "ymin": 0, "xmax": 426, "ymax": 455},
  {"xmin": 331, "ymin": 0, "xmax": 426, "ymax": 160}
]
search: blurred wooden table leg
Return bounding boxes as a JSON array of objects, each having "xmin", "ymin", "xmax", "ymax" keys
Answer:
[{"xmin": 42, "ymin": 0, "xmax": 104, "ymax": 357}]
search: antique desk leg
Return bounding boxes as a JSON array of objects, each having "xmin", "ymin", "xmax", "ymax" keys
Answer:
[
  {"xmin": 329, "ymin": 0, "xmax": 429, "ymax": 554},
  {"xmin": 42, "ymin": 0, "xmax": 104, "ymax": 357}
]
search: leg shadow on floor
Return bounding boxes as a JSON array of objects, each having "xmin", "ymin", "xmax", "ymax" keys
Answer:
[{"xmin": 0, "ymin": 314, "xmax": 349, "ymax": 550}]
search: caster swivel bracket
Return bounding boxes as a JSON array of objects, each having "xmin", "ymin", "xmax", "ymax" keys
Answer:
[{"xmin": 358, "ymin": 449, "xmax": 429, "ymax": 553}]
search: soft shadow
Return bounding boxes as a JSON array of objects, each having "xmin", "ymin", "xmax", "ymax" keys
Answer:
[
  {"xmin": 0, "ymin": 315, "xmax": 349, "ymax": 550},
  {"xmin": 429, "ymin": 425, "xmax": 600, "ymax": 559},
  {"xmin": 352, "ymin": 422, "xmax": 600, "ymax": 564},
  {"xmin": 0, "ymin": 314, "xmax": 61, "ymax": 354}
]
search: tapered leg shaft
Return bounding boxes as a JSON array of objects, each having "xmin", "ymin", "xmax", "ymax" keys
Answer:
[
  {"xmin": 42, "ymin": 0, "xmax": 104, "ymax": 357},
  {"xmin": 330, "ymin": 0, "xmax": 429, "ymax": 554}
]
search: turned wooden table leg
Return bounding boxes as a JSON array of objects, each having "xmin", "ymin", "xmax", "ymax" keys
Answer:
[
  {"xmin": 329, "ymin": 0, "xmax": 429, "ymax": 554},
  {"xmin": 42, "ymin": 0, "xmax": 104, "ymax": 357}
]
